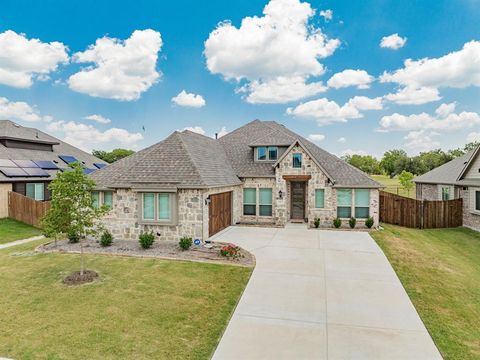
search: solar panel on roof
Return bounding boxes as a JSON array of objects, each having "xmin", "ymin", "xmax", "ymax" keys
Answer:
[
  {"xmin": 59, "ymin": 155, "xmax": 79, "ymax": 164},
  {"xmin": 33, "ymin": 160, "xmax": 59, "ymax": 169},
  {"xmin": 0, "ymin": 167, "xmax": 28, "ymax": 177},
  {"xmin": 83, "ymin": 168, "xmax": 96, "ymax": 174},
  {"xmin": 94, "ymin": 163, "xmax": 106, "ymax": 169},
  {"xmin": 12, "ymin": 159, "xmax": 38, "ymax": 168},
  {"xmin": 23, "ymin": 168, "xmax": 50, "ymax": 177},
  {"xmin": 0, "ymin": 159, "xmax": 17, "ymax": 167}
]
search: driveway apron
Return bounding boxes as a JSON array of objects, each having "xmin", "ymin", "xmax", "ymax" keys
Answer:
[{"xmin": 211, "ymin": 224, "xmax": 442, "ymax": 360}]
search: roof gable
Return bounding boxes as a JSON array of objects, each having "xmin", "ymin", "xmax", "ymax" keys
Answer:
[{"xmin": 457, "ymin": 145, "xmax": 480, "ymax": 181}]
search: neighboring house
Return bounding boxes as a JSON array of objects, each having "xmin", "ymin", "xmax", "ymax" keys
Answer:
[
  {"xmin": 91, "ymin": 120, "xmax": 381, "ymax": 241},
  {"xmin": 0, "ymin": 120, "xmax": 107, "ymax": 218},
  {"xmin": 414, "ymin": 145, "xmax": 480, "ymax": 232}
]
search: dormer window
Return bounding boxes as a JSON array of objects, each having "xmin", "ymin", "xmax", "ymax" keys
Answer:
[{"xmin": 257, "ymin": 146, "xmax": 278, "ymax": 161}]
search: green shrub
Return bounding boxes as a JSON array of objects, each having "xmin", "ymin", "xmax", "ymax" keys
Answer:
[
  {"xmin": 139, "ymin": 231, "xmax": 155, "ymax": 249},
  {"xmin": 349, "ymin": 217, "xmax": 356, "ymax": 229},
  {"xmin": 313, "ymin": 217, "xmax": 320, "ymax": 228},
  {"xmin": 365, "ymin": 216, "xmax": 374, "ymax": 229},
  {"xmin": 67, "ymin": 230, "xmax": 80, "ymax": 243},
  {"xmin": 179, "ymin": 236, "xmax": 192, "ymax": 251},
  {"xmin": 333, "ymin": 218, "xmax": 341, "ymax": 228},
  {"xmin": 100, "ymin": 231, "xmax": 113, "ymax": 247}
]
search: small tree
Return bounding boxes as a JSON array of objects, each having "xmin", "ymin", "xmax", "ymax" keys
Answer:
[
  {"xmin": 42, "ymin": 163, "xmax": 107, "ymax": 275},
  {"xmin": 398, "ymin": 170, "xmax": 415, "ymax": 195}
]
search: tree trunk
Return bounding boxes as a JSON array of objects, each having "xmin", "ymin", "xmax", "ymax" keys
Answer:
[{"xmin": 80, "ymin": 237, "xmax": 85, "ymax": 276}]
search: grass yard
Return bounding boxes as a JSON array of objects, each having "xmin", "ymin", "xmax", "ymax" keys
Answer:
[
  {"xmin": 371, "ymin": 174, "xmax": 416, "ymax": 198},
  {"xmin": 0, "ymin": 239, "xmax": 252, "ymax": 359},
  {"xmin": 371, "ymin": 224, "xmax": 480, "ymax": 360},
  {"xmin": 0, "ymin": 218, "xmax": 43, "ymax": 244}
]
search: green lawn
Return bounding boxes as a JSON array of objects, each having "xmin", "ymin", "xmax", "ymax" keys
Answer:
[
  {"xmin": 0, "ymin": 240, "xmax": 252, "ymax": 359},
  {"xmin": 371, "ymin": 224, "xmax": 480, "ymax": 360},
  {"xmin": 371, "ymin": 174, "xmax": 416, "ymax": 198},
  {"xmin": 0, "ymin": 218, "xmax": 43, "ymax": 244}
]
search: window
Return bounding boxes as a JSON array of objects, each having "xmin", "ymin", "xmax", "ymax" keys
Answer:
[
  {"xmin": 243, "ymin": 188, "xmax": 256, "ymax": 215},
  {"xmin": 268, "ymin": 147, "xmax": 278, "ymax": 161},
  {"xmin": 337, "ymin": 189, "xmax": 352, "ymax": 218},
  {"xmin": 441, "ymin": 187, "xmax": 450, "ymax": 201},
  {"xmin": 259, "ymin": 188, "xmax": 273, "ymax": 216},
  {"xmin": 476, "ymin": 191, "xmax": 480, "ymax": 211},
  {"xmin": 26, "ymin": 183, "xmax": 44, "ymax": 201},
  {"xmin": 92, "ymin": 191, "xmax": 100, "ymax": 208},
  {"xmin": 315, "ymin": 189, "xmax": 325, "ymax": 208},
  {"xmin": 104, "ymin": 191, "xmax": 113, "ymax": 209},
  {"xmin": 257, "ymin": 147, "xmax": 267, "ymax": 161},
  {"xmin": 293, "ymin": 153, "xmax": 302, "ymax": 168},
  {"xmin": 158, "ymin": 193, "xmax": 170, "ymax": 220},
  {"xmin": 142, "ymin": 193, "xmax": 155, "ymax": 220},
  {"xmin": 355, "ymin": 189, "xmax": 370, "ymax": 218}
]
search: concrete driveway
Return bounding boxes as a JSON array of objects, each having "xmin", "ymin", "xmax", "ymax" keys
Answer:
[{"xmin": 211, "ymin": 224, "xmax": 442, "ymax": 360}]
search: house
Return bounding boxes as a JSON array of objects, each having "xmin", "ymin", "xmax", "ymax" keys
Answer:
[
  {"xmin": 90, "ymin": 120, "xmax": 382, "ymax": 241},
  {"xmin": 0, "ymin": 120, "xmax": 107, "ymax": 218},
  {"xmin": 414, "ymin": 145, "xmax": 480, "ymax": 232}
]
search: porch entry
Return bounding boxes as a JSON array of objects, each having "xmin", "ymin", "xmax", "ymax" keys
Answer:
[{"xmin": 290, "ymin": 181, "xmax": 306, "ymax": 221}]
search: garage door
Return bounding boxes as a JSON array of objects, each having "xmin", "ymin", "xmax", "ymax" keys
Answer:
[{"xmin": 209, "ymin": 191, "xmax": 232, "ymax": 237}]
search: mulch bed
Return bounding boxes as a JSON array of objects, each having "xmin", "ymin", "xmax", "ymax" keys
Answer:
[
  {"xmin": 63, "ymin": 270, "xmax": 99, "ymax": 286},
  {"xmin": 38, "ymin": 239, "xmax": 254, "ymax": 267}
]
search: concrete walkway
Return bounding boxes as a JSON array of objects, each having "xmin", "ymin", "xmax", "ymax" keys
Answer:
[
  {"xmin": 211, "ymin": 224, "xmax": 442, "ymax": 360},
  {"xmin": 0, "ymin": 235, "xmax": 45, "ymax": 250}
]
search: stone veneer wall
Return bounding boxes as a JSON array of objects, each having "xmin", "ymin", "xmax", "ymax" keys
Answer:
[
  {"xmin": 416, "ymin": 183, "xmax": 439, "ymax": 201},
  {"xmin": 460, "ymin": 187, "xmax": 480, "ymax": 232},
  {"xmin": 239, "ymin": 177, "xmax": 277, "ymax": 225},
  {"xmin": 101, "ymin": 185, "xmax": 243, "ymax": 242}
]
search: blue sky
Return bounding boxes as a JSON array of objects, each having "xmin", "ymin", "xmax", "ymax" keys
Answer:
[{"xmin": 1, "ymin": 0, "xmax": 480, "ymax": 157}]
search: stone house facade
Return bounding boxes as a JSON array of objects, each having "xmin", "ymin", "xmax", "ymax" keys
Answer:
[
  {"xmin": 415, "ymin": 146, "xmax": 480, "ymax": 232},
  {"xmin": 91, "ymin": 120, "xmax": 382, "ymax": 241}
]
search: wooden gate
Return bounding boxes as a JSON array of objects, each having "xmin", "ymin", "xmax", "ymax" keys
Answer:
[
  {"xmin": 379, "ymin": 191, "xmax": 463, "ymax": 229},
  {"xmin": 208, "ymin": 191, "xmax": 232, "ymax": 237},
  {"xmin": 8, "ymin": 191, "xmax": 51, "ymax": 227}
]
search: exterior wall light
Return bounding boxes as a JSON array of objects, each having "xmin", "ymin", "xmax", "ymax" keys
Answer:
[
  {"xmin": 205, "ymin": 196, "xmax": 211, "ymax": 205},
  {"xmin": 278, "ymin": 190, "xmax": 283, "ymax": 199}
]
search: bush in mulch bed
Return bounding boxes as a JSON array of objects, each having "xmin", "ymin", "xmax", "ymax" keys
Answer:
[{"xmin": 63, "ymin": 270, "xmax": 99, "ymax": 286}]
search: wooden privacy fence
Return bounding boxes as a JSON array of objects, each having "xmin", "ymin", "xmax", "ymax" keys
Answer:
[
  {"xmin": 380, "ymin": 191, "xmax": 463, "ymax": 229},
  {"xmin": 8, "ymin": 191, "xmax": 51, "ymax": 227}
]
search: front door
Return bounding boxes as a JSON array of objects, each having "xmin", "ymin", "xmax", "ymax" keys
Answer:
[{"xmin": 291, "ymin": 182, "xmax": 305, "ymax": 220}]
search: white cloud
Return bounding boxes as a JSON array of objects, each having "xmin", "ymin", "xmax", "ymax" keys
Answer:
[
  {"xmin": 435, "ymin": 102, "xmax": 456, "ymax": 118},
  {"xmin": 204, "ymin": 0, "xmax": 340, "ymax": 104},
  {"xmin": 381, "ymin": 41, "xmax": 480, "ymax": 105},
  {"xmin": 307, "ymin": 134, "xmax": 325, "ymax": 143},
  {"xmin": 46, "ymin": 120, "xmax": 143, "ymax": 151},
  {"xmin": 379, "ymin": 103, "xmax": 480, "ymax": 132},
  {"xmin": 84, "ymin": 114, "xmax": 111, "ymax": 124},
  {"xmin": 217, "ymin": 126, "xmax": 228, "ymax": 138},
  {"xmin": 171, "ymin": 90, "xmax": 206, "ymax": 108},
  {"xmin": 384, "ymin": 86, "xmax": 441, "ymax": 105},
  {"xmin": 403, "ymin": 130, "xmax": 440, "ymax": 153},
  {"xmin": 338, "ymin": 137, "xmax": 346, "ymax": 143},
  {"xmin": 181, "ymin": 126, "xmax": 206, "ymax": 135},
  {"xmin": 341, "ymin": 149, "xmax": 368, "ymax": 157},
  {"xmin": 241, "ymin": 76, "xmax": 326, "ymax": 104},
  {"xmin": 467, "ymin": 132, "xmax": 480, "ymax": 143},
  {"xmin": 327, "ymin": 69, "xmax": 374, "ymax": 89},
  {"xmin": 0, "ymin": 30, "xmax": 69, "ymax": 88},
  {"xmin": 319, "ymin": 9, "xmax": 333, "ymax": 21},
  {"xmin": 68, "ymin": 29, "xmax": 162, "ymax": 101},
  {"xmin": 286, "ymin": 96, "xmax": 382, "ymax": 125},
  {"xmin": 380, "ymin": 33, "xmax": 407, "ymax": 50},
  {"xmin": 0, "ymin": 97, "xmax": 46, "ymax": 122}
]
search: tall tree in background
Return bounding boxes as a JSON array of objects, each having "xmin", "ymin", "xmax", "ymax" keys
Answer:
[
  {"xmin": 398, "ymin": 170, "xmax": 415, "ymax": 194},
  {"xmin": 92, "ymin": 148, "xmax": 135, "ymax": 163},
  {"xmin": 342, "ymin": 154, "xmax": 382, "ymax": 174},
  {"xmin": 380, "ymin": 150, "xmax": 408, "ymax": 178}
]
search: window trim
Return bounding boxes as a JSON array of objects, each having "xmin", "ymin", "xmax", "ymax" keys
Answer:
[
  {"xmin": 139, "ymin": 192, "xmax": 177, "ymax": 225},
  {"xmin": 92, "ymin": 190, "xmax": 114, "ymax": 210},
  {"xmin": 257, "ymin": 147, "xmax": 267, "ymax": 161},
  {"xmin": 475, "ymin": 190, "xmax": 480, "ymax": 212},
  {"xmin": 292, "ymin": 153, "xmax": 302, "ymax": 168},
  {"xmin": 267, "ymin": 146, "xmax": 278, "ymax": 161},
  {"xmin": 26, "ymin": 182, "xmax": 45, "ymax": 201},
  {"xmin": 256, "ymin": 146, "xmax": 279, "ymax": 161},
  {"xmin": 441, "ymin": 186, "xmax": 450, "ymax": 201},
  {"xmin": 243, "ymin": 188, "xmax": 257, "ymax": 216},
  {"xmin": 354, "ymin": 189, "xmax": 370, "ymax": 219},
  {"xmin": 259, "ymin": 188, "xmax": 273, "ymax": 217}
]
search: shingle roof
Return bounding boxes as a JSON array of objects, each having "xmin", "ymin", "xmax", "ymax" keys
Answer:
[
  {"xmin": 219, "ymin": 120, "xmax": 381, "ymax": 187},
  {"xmin": 413, "ymin": 150, "xmax": 474, "ymax": 185},
  {"xmin": 0, "ymin": 120, "xmax": 106, "ymax": 182},
  {"xmin": 90, "ymin": 130, "xmax": 242, "ymax": 189}
]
